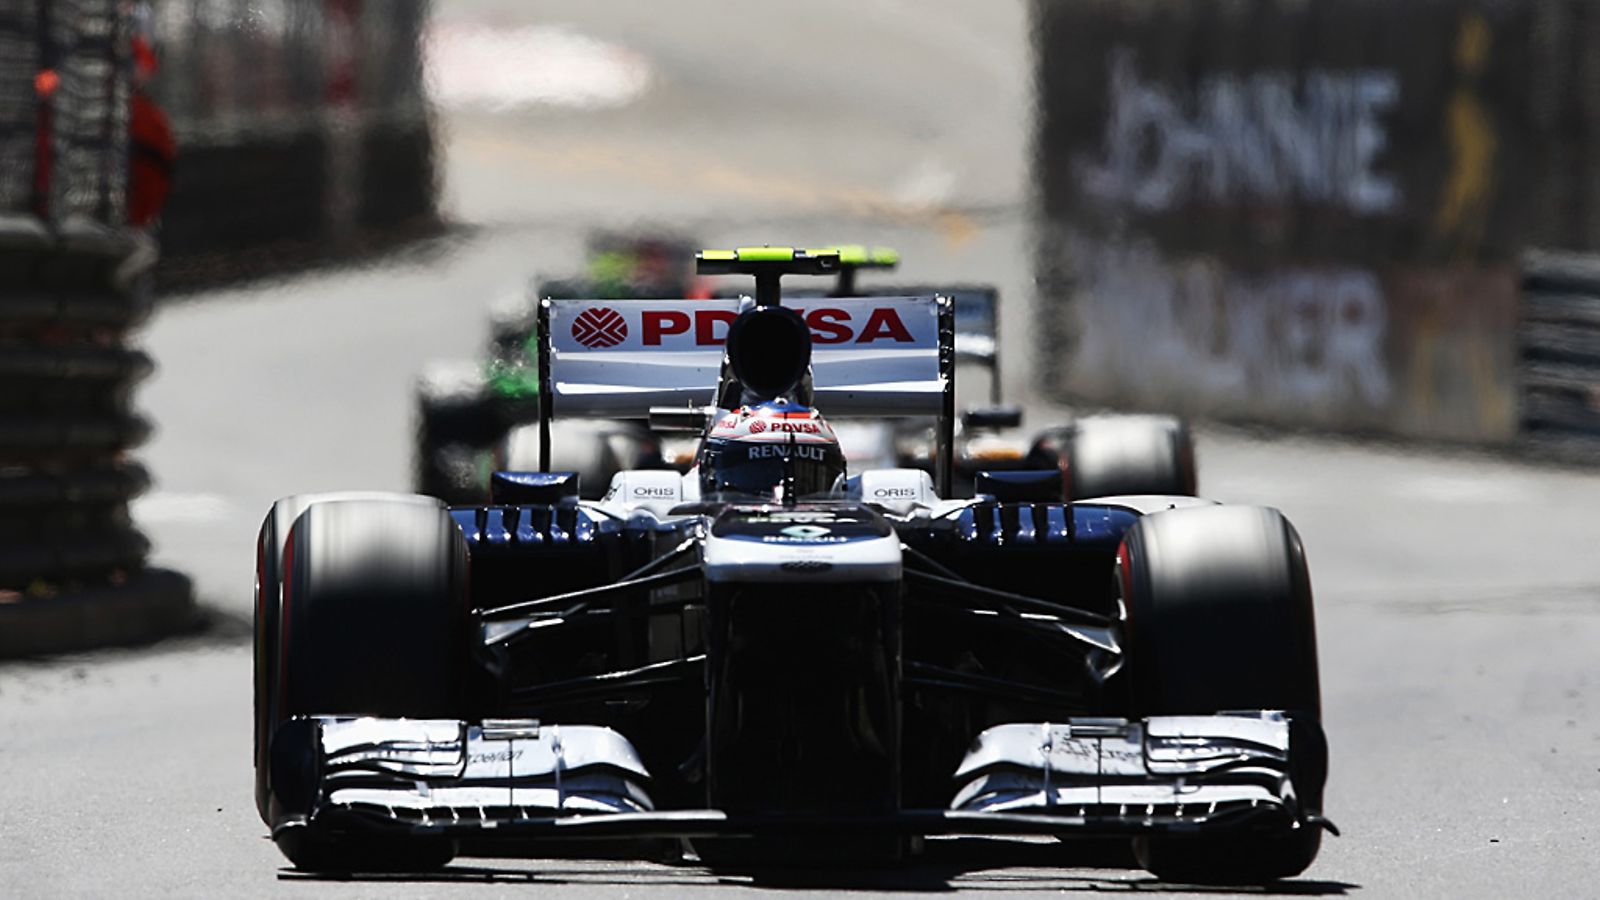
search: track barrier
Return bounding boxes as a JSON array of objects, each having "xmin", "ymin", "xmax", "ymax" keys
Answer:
[
  {"xmin": 147, "ymin": 0, "xmax": 438, "ymax": 287},
  {"xmin": 0, "ymin": 1, "xmax": 191, "ymax": 657},
  {"xmin": 1520, "ymin": 251, "xmax": 1600, "ymax": 445},
  {"xmin": 1032, "ymin": 0, "xmax": 1600, "ymax": 447}
]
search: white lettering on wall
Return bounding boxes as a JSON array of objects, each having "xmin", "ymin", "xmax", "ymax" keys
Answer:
[
  {"xmin": 1066, "ymin": 232, "xmax": 1391, "ymax": 411},
  {"xmin": 1076, "ymin": 49, "xmax": 1401, "ymax": 215}
]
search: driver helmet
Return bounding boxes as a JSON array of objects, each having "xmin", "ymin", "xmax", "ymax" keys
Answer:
[{"xmin": 698, "ymin": 399, "xmax": 846, "ymax": 499}]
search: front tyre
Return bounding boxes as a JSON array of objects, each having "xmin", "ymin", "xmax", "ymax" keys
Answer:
[
  {"xmin": 274, "ymin": 824, "xmax": 457, "ymax": 874},
  {"xmin": 269, "ymin": 498, "xmax": 470, "ymax": 872},
  {"xmin": 1117, "ymin": 505, "xmax": 1324, "ymax": 884},
  {"xmin": 253, "ymin": 492, "xmax": 442, "ymax": 824},
  {"xmin": 1133, "ymin": 829, "xmax": 1321, "ymax": 888}
]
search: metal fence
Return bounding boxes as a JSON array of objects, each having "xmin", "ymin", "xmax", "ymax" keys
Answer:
[
  {"xmin": 0, "ymin": 0, "xmax": 132, "ymax": 228},
  {"xmin": 0, "ymin": 2, "xmax": 42, "ymax": 213},
  {"xmin": 147, "ymin": 0, "xmax": 436, "ymax": 283}
]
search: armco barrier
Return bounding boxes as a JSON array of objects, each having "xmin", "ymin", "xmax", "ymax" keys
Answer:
[
  {"xmin": 0, "ymin": 568, "xmax": 193, "ymax": 657},
  {"xmin": 1031, "ymin": 0, "xmax": 1594, "ymax": 444},
  {"xmin": 1520, "ymin": 251, "xmax": 1600, "ymax": 444}
]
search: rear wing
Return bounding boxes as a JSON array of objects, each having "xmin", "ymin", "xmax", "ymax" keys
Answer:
[
  {"xmin": 862, "ymin": 285, "xmax": 998, "ymax": 403},
  {"xmin": 538, "ymin": 295, "xmax": 952, "ymax": 416},
  {"xmin": 536, "ymin": 294, "xmax": 956, "ymax": 488},
  {"xmin": 733, "ymin": 283, "xmax": 999, "ymax": 403}
]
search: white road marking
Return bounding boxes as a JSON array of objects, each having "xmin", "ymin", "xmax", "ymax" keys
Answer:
[
  {"xmin": 892, "ymin": 157, "xmax": 958, "ymax": 209},
  {"xmin": 1395, "ymin": 474, "xmax": 1522, "ymax": 504},
  {"xmin": 425, "ymin": 24, "xmax": 652, "ymax": 112},
  {"xmin": 131, "ymin": 492, "xmax": 234, "ymax": 525}
]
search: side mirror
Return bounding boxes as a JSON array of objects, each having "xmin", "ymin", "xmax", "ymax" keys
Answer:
[
  {"xmin": 649, "ymin": 405, "xmax": 716, "ymax": 434},
  {"xmin": 962, "ymin": 404, "xmax": 1022, "ymax": 431}
]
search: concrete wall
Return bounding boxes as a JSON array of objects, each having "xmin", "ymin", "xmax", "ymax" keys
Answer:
[{"xmin": 1031, "ymin": 0, "xmax": 1597, "ymax": 443}]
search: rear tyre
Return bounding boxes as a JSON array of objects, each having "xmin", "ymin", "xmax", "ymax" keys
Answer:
[
  {"xmin": 253, "ymin": 492, "xmax": 442, "ymax": 823},
  {"xmin": 267, "ymin": 498, "xmax": 470, "ymax": 872},
  {"xmin": 1028, "ymin": 415, "xmax": 1196, "ymax": 500},
  {"xmin": 1117, "ymin": 505, "xmax": 1323, "ymax": 884}
]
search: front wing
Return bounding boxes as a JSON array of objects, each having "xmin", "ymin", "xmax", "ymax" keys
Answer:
[{"xmin": 269, "ymin": 713, "xmax": 1332, "ymax": 847}]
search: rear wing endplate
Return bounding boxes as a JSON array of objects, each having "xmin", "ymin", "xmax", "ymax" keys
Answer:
[{"xmin": 862, "ymin": 285, "xmax": 998, "ymax": 403}]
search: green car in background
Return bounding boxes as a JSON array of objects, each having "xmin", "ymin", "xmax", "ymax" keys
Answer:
[{"xmin": 413, "ymin": 232, "xmax": 697, "ymax": 502}]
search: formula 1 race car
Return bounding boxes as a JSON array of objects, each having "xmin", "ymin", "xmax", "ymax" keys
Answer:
[
  {"xmin": 416, "ymin": 239, "xmax": 1196, "ymax": 504},
  {"xmin": 256, "ymin": 248, "xmax": 1331, "ymax": 885}
]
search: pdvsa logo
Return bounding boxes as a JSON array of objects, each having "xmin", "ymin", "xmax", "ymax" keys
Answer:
[
  {"xmin": 639, "ymin": 307, "xmax": 915, "ymax": 346},
  {"xmin": 571, "ymin": 307, "xmax": 627, "ymax": 348},
  {"xmin": 767, "ymin": 421, "xmax": 820, "ymax": 434}
]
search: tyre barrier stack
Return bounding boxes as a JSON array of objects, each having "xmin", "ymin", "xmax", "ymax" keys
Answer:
[{"xmin": 0, "ymin": 215, "xmax": 193, "ymax": 659}]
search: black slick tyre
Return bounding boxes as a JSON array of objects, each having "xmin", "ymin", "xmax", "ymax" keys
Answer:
[
  {"xmin": 1116, "ymin": 504, "xmax": 1324, "ymax": 885},
  {"xmin": 253, "ymin": 491, "xmax": 442, "ymax": 823},
  {"xmin": 274, "ymin": 826, "xmax": 457, "ymax": 874},
  {"xmin": 265, "ymin": 497, "xmax": 469, "ymax": 872},
  {"xmin": 1029, "ymin": 415, "xmax": 1197, "ymax": 500}
]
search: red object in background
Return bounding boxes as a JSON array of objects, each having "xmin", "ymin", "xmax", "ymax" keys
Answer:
[
  {"xmin": 33, "ymin": 47, "xmax": 176, "ymax": 226},
  {"xmin": 132, "ymin": 36, "xmax": 158, "ymax": 81},
  {"xmin": 324, "ymin": 0, "xmax": 362, "ymax": 106},
  {"xmin": 32, "ymin": 70, "xmax": 55, "ymax": 216},
  {"xmin": 128, "ymin": 91, "xmax": 175, "ymax": 226},
  {"xmin": 128, "ymin": 32, "xmax": 175, "ymax": 226}
]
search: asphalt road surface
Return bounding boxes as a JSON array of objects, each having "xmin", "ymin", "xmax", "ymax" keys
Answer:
[{"xmin": 4, "ymin": 2, "xmax": 1600, "ymax": 897}]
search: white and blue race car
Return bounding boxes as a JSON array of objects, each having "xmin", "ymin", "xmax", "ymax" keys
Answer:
[{"xmin": 254, "ymin": 247, "xmax": 1331, "ymax": 884}]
